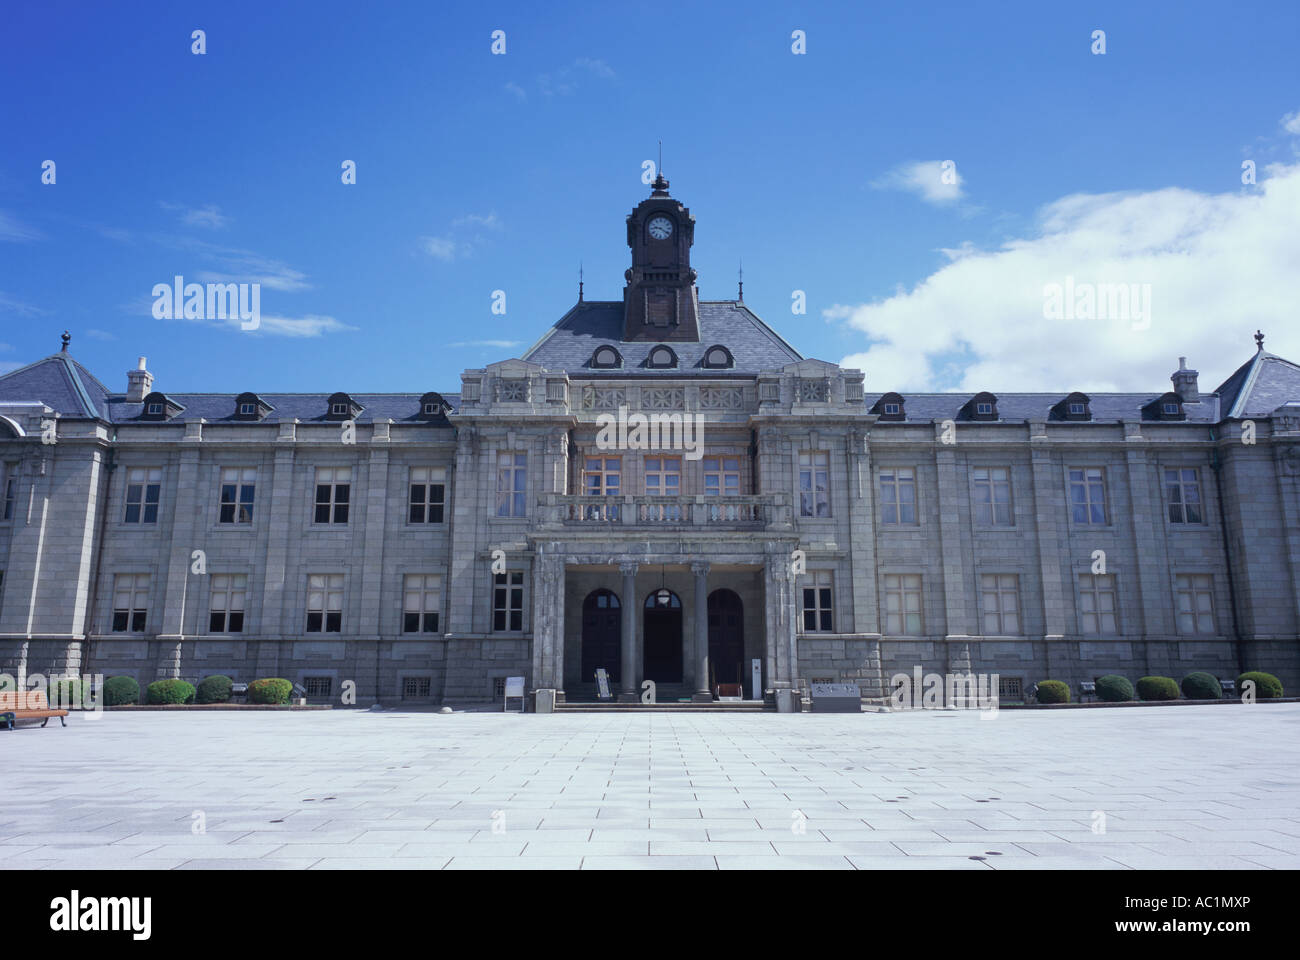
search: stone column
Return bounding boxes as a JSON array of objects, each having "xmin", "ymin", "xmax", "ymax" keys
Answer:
[
  {"xmin": 530, "ymin": 545, "xmax": 564, "ymax": 691},
  {"xmin": 618, "ymin": 562, "xmax": 637, "ymax": 701},
  {"xmin": 693, "ymin": 561, "xmax": 711, "ymax": 701}
]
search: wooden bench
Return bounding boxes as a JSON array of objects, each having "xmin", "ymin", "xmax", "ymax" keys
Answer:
[{"xmin": 0, "ymin": 689, "xmax": 69, "ymax": 730}]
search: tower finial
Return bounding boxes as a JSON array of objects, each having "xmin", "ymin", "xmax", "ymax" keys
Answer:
[
  {"xmin": 579, "ymin": 261, "xmax": 584, "ymax": 302},
  {"xmin": 61, "ymin": 330, "xmax": 70, "ymax": 353},
  {"xmin": 1255, "ymin": 329, "xmax": 1265, "ymax": 351},
  {"xmin": 738, "ymin": 258, "xmax": 744, "ymax": 302}
]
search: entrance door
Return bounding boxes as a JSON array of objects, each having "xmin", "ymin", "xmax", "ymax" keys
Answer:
[
  {"xmin": 581, "ymin": 589, "xmax": 621, "ymax": 683},
  {"xmin": 708, "ymin": 589, "xmax": 744, "ymax": 689},
  {"xmin": 642, "ymin": 590, "xmax": 683, "ymax": 683}
]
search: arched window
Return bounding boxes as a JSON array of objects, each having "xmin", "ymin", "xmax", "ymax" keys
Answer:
[
  {"xmin": 702, "ymin": 345, "xmax": 733, "ymax": 369},
  {"xmin": 591, "ymin": 346, "xmax": 622, "ymax": 369},
  {"xmin": 647, "ymin": 345, "xmax": 677, "ymax": 369}
]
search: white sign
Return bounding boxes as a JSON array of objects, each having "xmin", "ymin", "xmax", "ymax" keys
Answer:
[
  {"xmin": 505, "ymin": 676, "xmax": 524, "ymax": 698},
  {"xmin": 595, "ymin": 668, "xmax": 611, "ymax": 700},
  {"xmin": 751, "ymin": 659, "xmax": 762, "ymax": 701}
]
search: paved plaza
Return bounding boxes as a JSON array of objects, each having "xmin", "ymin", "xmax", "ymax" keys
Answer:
[{"xmin": 3, "ymin": 704, "xmax": 1299, "ymax": 870}]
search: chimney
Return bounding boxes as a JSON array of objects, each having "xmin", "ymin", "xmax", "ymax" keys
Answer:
[
  {"xmin": 1171, "ymin": 356, "xmax": 1199, "ymax": 403},
  {"xmin": 126, "ymin": 356, "xmax": 153, "ymax": 403}
]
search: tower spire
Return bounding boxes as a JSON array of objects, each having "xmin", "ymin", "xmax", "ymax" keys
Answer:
[
  {"xmin": 738, "ymin": 258, "xmax": 744, "ymax": 302},
  {"xmin": 579, "ymin": 261, "xmax": 584, "ymax": 302}
]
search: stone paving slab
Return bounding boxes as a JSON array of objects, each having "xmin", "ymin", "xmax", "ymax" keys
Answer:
[{"xmin": 3, "ymin": 705, "xmax": 1298, "ymax": 870}]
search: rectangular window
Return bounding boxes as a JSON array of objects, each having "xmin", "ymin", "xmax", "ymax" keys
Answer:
[
  {"xmin": 304, "ymin": 677, "xmax": 332, "ymax": 698},
  {"xmin": 218, "ymin": 467, "xmax": 256, "ymax": 524},
  {"xmin": 313, "ymin": 467, "xmax": 351, "ymax": 524},
  {"xmin": 798, "ymin": 452, "xmax": 830, "ymax": 518},
  {"xmin": 1, "ymin": 463, "xmax": 16, "ymax": 521},
  {"xmin": 208, "ymin": 574, "xmax": 247, "ymax": 633},
  {"xmin": 402, "ymin": 676, "xmax": 432, "ymax": 699},
  {"xmin": 973, "ymin": 467, "xmax": 1013, "ymax": 526},
  {"xmin": 1175, "ymin": 574, "xmax": 1215, "ymax": 634},
  {"xmin": 879, "ymin": 467, "xmax": 916, "ymax": 524},
  {"xmin": 1165, "ymin": 468, "xmax": 1203, "ymax": 524},
  {"xmin": 306, "ymin": 573, "xmax": 344, "ymax": 632},
  {"xmin": 801, "ymin": 571, "xmax": 834, "ymax": 632},
  {"xmin": 882, "ymin": 573, "xmax": 923, "ymax": 635},
  {"xmin": 583, "ymin": 457, "xmax": 621, "ymax": 497},
  {"xmin": 123, "ymin": 467, "xmax": 162, "ymax": 524},
  {"xmin": 644, "ymin": 456, "xmax": 681, "ymax": 497},
  {"xmin": 979, "ymin": 574, "xmax": 1020, "ymax": 635},
  {"xmin": 702, "ymin": 456, "xmax": 741, "ymax": 497},
  {"xmin": 496, "ymin": 452, "xmax": 527, "ymax": 517},
  {"xmin": 493, "ymin": 571, "xmax": 525, "ymax": 632},
  {"xmin": 403, "ymin": 574, "xmax": 442, "ymax": 633},
  {"xmin": 1069, "ymin": 467, "xmax": 1107, "ymax": 524},
  {"xmin": 1077, "ymin": 573, "xmax": 1117, "ymax": 634},
  {"xmin": 111, "ymin": 573, "xmax": 150, "ymax": 633},
  {"xmin": 408, "ymin": 467, "xmax": 446, "ymax": 524},
  {"xmin": 999, "ymin": 677, "xmax": 1023, "ymax": 700}
]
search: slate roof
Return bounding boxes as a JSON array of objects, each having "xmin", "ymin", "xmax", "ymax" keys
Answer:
[
  {"xmin": 1214, "ymin": 349, "xmax": 1300, "ymax": 419},
  {"xmin": 522, "ymin": 300, "xmax": 803, "ymax": 374},
  {"xmin": 0, "ymin": 353, "xmax": 112, "ymax": 419},
  {"xmin": 862, "ymin": 393, "xmax": 1222, "ymax": 424}
]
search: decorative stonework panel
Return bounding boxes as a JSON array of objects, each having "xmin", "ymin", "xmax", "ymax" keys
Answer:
[
  {"xmin": 796, "ymin": 379, "xmax": 828, "ymax": 402},
  {"xmin": 496, "ymin": 379, "xmax": 529, "ymax": 403},
  {"xmin": 699, "ymin": 386, "xmax": 744, "ymax": 410},
  {"xmin": 582, "ymin": 386, "xmax": 626, "ymax": 410},
  {"xmin": 643, "ymin": 387, "xmax": 684, "ymax": 410}
]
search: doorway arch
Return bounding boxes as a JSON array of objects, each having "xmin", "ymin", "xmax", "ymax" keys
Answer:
[
  {"xmin": 581, "ymin": 589, "xmax": 621, "ymax": 683},
  {"xmin": 708, "ymin": 589, "xmax": 744, "ymax": 689},
  {"xmin": 643, "ymin": 590, "xmax": 683, "ymax": 683}
]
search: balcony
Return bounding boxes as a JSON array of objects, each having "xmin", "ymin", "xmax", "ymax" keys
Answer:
[{"xmin": 540, "ymin": 494, "xmax": 789, "ymax": 530}]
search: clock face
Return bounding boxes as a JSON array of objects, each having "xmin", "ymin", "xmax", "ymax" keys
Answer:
[{"xmin": 647, "ymin": 216, "xmax": 673, "ymax": 240}]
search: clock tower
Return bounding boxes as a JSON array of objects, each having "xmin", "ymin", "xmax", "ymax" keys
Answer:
[{"xmin": 622, "ymin": 172, "xmax": 701, "ymax": 342}]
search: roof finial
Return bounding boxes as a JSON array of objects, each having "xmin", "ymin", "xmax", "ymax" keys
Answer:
[
  {"xmin": 60, "ymin": 330, "xmax": 70, "ymax": 353},
  {"xmin": 650, "ymin": 141, "xmax": 670, "ymax": 196},
  {"xmin": 578, "ymin": 261, "xmax": 584, "ymax": 302},
  {"xmin": 1255, "ymin": 329, "xmax": 1265, "ymax": 351},
  {"xmin": 738, "ymin": 258, "xmax": 744, "ymax": 302}
]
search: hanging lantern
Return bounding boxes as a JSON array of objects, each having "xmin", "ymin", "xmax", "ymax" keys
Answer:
[{"xmin": 655, "ymin": 587, "xmax": 672, "ymax": 607}]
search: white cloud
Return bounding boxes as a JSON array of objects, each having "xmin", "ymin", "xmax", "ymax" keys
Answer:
[
  {"xmin": 504, "ymin": 81, "xmax": 527, "ymax": 102},
  {"xmin": 872, "ymin": 160, "xmax": 964, "ymax": 206},
  {"xmin": 420, "ymin": 236, "xmax": 459, "ymax": 261},
  {"xmin": 574, "ymin": 57, "xmax": 615, "ymax": 79},
  {"xmin": 160, "ymin": 202, "xmax": 230, "ymax": 229},
  {"xmin": 0, "ymin": 210, "xmax": 41, "ymax": 242},
  {"xmin": 831, "ymin": 161, "xmax": 1300, "ymax": 393},
  {"xmin": 246, "ymin": 314, "xmax": 356, "ymax": 337},
  {"xmin": 452, "ymin": 212, "xmax": 501, "ymax": 230},
  {"xmin": 1283, "ymin": 110, "xmax": 1300, "ymax": 135},
  {"xmin": 85, "ymin": 328, "xmax": 117, "ymax": 341},
  {"xmin": 0, "ymin": 291, "xmax": 44, "ymax": 317},
  {"xmin": 448, "ymin": 339, "xmax": 522, "ymax": 348}
]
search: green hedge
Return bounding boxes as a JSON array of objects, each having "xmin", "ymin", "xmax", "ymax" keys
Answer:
[
  {"xmin": 248, "ymin": 678, "xmax": 293, "ymax": 705},
  {"xmin": 146, "ymin": 678, "xmax": 196, "ymax": 705},
  {"xmin": 1136, "ymin": 676, "xmax": 1180, "ymax": 701},
  {"xmin": 1095, "ymin": 675, "xmax": 1135, "ymax": 702},
  {"xmin": 195, "ymin": 675, "xmax": 234, "ymax": 705},
  {"xmin": 103, "ymin": 676, "xmax": 140, "ymax": 706},
  {"xmin": 1181, "ymin": 671, "xmax": 1221, "ymax": 700},
  {"xmin": 1036, "ymin": 680, "xmax": 1070, "ymax": 704},
  {"xmin": 1237, "ymin": 671, "xmax": 1284, "ymax": 699}
]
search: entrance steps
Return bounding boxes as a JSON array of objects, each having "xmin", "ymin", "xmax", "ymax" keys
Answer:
[{"xmin": 559, "ymin": 682, "xmax": 771, "ymax": 712}]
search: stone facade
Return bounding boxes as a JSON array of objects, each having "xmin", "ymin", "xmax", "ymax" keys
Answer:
[{"xmin": 2, "ymin": 186, "xmax": 1298, "ymax": 707}]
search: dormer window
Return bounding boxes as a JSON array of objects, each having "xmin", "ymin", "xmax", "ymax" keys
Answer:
[
  {"xmin": 140, "ymin": 391, "xmax": 182, "ymax": 421},
  {"xmin": 961, "ymin": 392, "xmax": 999, "ymax": 422},
  {"xmin": 233, "ymin": 392, "xmax": 270, "ymax": 421},
  {"xmin": 702, "ymin": 345, "xmax": 734, "ymax": 369},
  {"xmin": 239, "ymin": 403, "xmax": 256, "ymax": 416},
  {"xmin": 424, "ymin": 402, "xmax": 438, "ymax": 415},
  {"xmin": 325, "ymin": 392, "xmax": 361, "ymax": 421},
  {"xmin": 647, "ymin": 345, "xmax": 678, "ymax": 369},
  {"xmin": 147, "ymin": 402, "xmax": 163, "ymax": 416},
  {"xmin": 1051, "ymin": 392, "xmax": 1091, "ymax": 422},
  {"xmin": 1142, "ymin": 392, "xmax": 1187, "ymax": 422},
  {"xmin": 1068, "ymin": 403, "xmax": 1085, "ymax": 416},
  {"xmin": 1162, "ymin": 402, "xmax": 1179, "ymax": 415},
  {"xmin": 591, "ymin": 346, "xmax": 622, "ymax": 369},
  {"xmin": 418, "ymin": 391, "xmax": 448, "ymax": 419},
  {"xmin": 870, "ymin": 392, "xmax": 906, "ymax": 421}
]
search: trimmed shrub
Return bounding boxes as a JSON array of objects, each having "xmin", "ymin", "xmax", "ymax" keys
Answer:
[
  {"xmin": 50, "ymin": 677, "xmax": 86, "ymax": 709},
  {"xmin": 103, "ymin": 675, "xmax": 140, "ymax": 706},
  {"xmin": 146, "ymin": 678, "xmax": 196, "ymax": 705},
  {"xmin": 1181, "ymin": 671, "xmax": 1221, "ymax": 700},
  {"xmin": 1136, "ymin": 676, "xmax": 1180, "ymax": 701},
  {"xmin": 1237, "ymin": 671, "xmax": 1284, "ymax": 699},
  {"xmin": 1095, "ymin": 675, "xmax": 1135, "ymax": 702},
  {"xmin": 1036, "ymin": 680, "xmax": 1070, "ymax": 704},
  {"xmin": 195, "ymin": 674, "xmax": 234, "ymax": 705},
  {"xmin": 248, "ymin": 678, "xmax": 293, "ymax": 705}
]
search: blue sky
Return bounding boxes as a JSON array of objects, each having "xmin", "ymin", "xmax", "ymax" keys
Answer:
[{"xmin": 2, "ymin": 0, "xmax": 1298, "ymax": 395}]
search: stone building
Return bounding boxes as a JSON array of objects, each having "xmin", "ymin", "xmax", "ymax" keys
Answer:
[{"xmin": 2, "ymin": 175, "xmax": 1298, "ymax": 708}]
